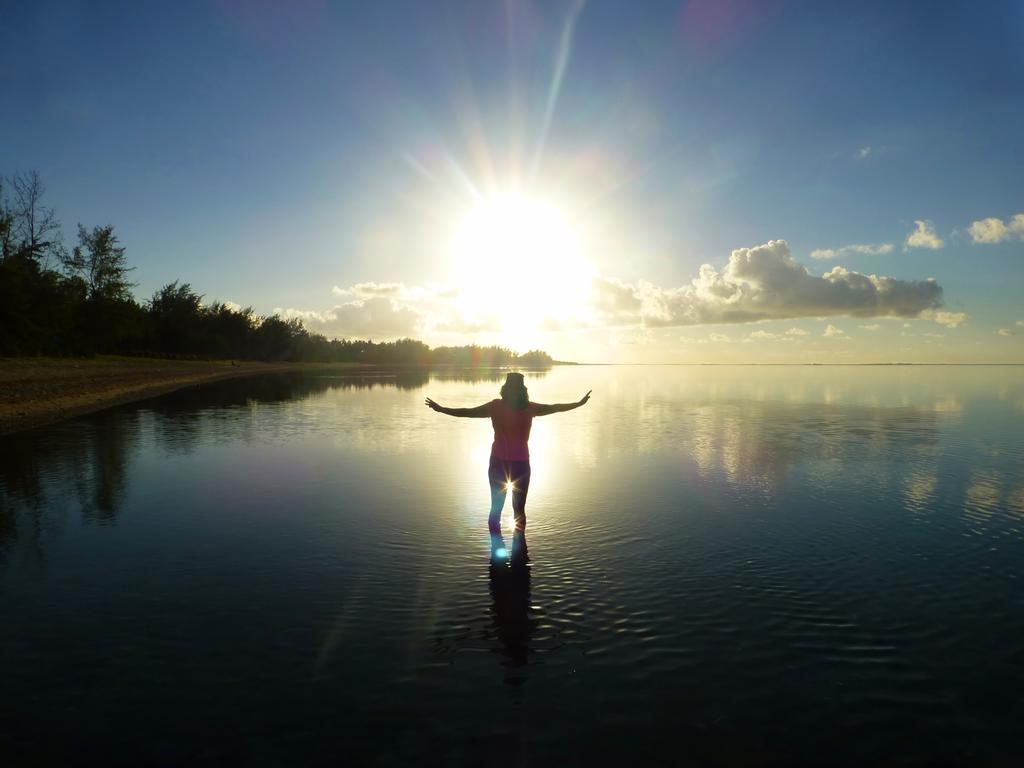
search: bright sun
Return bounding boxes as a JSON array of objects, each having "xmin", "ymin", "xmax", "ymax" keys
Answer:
[{"xmin": 449, "ymin": 194, "xmax": 593, "ymax": 350}]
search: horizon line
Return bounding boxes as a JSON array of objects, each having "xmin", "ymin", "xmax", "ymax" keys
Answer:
[{"xmin": 558, "ymin": 362, "xmax": 1024, "ymax": 367}]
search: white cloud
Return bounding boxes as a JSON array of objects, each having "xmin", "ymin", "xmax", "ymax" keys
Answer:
[
  {"xmin": 785, "ymin": 327, "xmax": 809, "ymax": 336},
  {"xmin": 856, "ymin": 146, "xmax": 872, "ymax": 159},
  {"xmin": 823, "ymin": 324, "xmax": 848, "ymax": 338},
  {"xmin": 969, "ymin": 218, "xmax": 1008, "ymax": 244},
  {"xmin": 997, "ymin": 328, "xmax": 1016, "ymax": 337},
  {"xmin": 276, "ymin": 294, "xmax": 423, "ymax": 339},
  {"xmin": 223, "ymin": 300, "xmax": 243, "ymax": 312},
  {"xmin": 809, "ymin": 248, "xmax": 838, "ymax": 260},
  {"xmin": 810, "ymin": 243, "xmax": 893, "ymax": 259},
  {"xmin": 592, "ymin": 276, "xmax": 643, "ymax": 324},
  {"xmin": 708, "ymin": 332, "xmax": 733, "ymax": 342},
  {"xmin": 594, "ymin": 240, "xmax": 944, "ymax": 328},
  {"xmin": 274, "ymin": 307, "xmax": 331, "ymax": 323},
  {"xmin": 749, "ymin": 330, "xmax": 780, "ymax": 340},
  {"xmin": 905, "ymin": 220, "xmax": 944, "ymax": 250},
  {"xmin": 433, "ymin": 315, "xmax": 502, "ymax": 334},
  {"xmin": 925, "ymin": 310, "xmax": 968, "ymax": 328},
  {"xmin": 610, "ymin": 329, "xmax": 655, "ymax": 346},
  {"xmin": 332, "ymin": 282, "xmax": 404, "ymax": 299},
  {"xmin": 1017, "ymin": 320, "xmax": 1024, "ymax": 327},
  {"xmin": 848, "ymin": 243, "xmax": 893, "ymax": 255},
  {"xmin": 969, "ymin": 213, "xmax": 1024, "ymax": 244},
  {"xmin": 859, "ymin": 323, "xmax": 881, "ymax": 331}
]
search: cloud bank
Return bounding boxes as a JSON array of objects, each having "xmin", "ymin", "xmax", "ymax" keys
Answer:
[
  {"xmin": 279, "ymin": 240, "xmax": 950, "ymax": 341},
  {"xmin": 277, "ymin": 296, "xmax": 423, "ymax": 338},
  {"xmin": 277, "ymin": 282, "xmax": 439, "ymax": 338},
  {"xmin": 593, "ymin": 240, "xmax": 944, "ymax": 327}
]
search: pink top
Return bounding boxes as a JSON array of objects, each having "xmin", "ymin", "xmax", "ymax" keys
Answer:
[{"xmin": 488, "ymin": 399, "xmax": 538, "ymax": 461}]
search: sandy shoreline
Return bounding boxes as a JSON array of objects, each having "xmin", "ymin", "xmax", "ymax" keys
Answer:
[{"xmin": 0, "ymin": 357, "xmax": 368, "ymax": 436}]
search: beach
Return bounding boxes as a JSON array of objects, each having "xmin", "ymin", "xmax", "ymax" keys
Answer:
[{"xmin": 0, "ymin": 357, "xmax": 366, "ymax": 435}]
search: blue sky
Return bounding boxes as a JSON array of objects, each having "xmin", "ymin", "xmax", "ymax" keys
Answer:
[{"xmin": 3, "ymin": 0, "xmax": 1022, "ymax": 361}]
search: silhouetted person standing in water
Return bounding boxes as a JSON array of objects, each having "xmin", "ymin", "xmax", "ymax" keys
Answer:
[{"xmin": 425, "ymin": 372, "xmax": 591, "ymax": 559}]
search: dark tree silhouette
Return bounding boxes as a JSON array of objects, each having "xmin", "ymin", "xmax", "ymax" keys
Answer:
[
  {"xmin": 0, "ymin": 178, "xmax": 16, "ymax": 261},
  {"xmin": 148, "ymin": 281, "xmax": 204, "ymax": 355},
  {"xmin": 65, "ymin": 224, "xmax": 134, "ymax": 302},
  {"xmin": 0, "ymin": 170, "xmax": 560, "ymax": 367},
  {"xmin": 9, "ymin": 171, "xmax": 64, "ymax": 267}
]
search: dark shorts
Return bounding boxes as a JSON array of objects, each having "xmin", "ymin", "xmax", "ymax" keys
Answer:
[{"xmin": 487, "ymin": 456, "xmax": 531, "ymax": 496}]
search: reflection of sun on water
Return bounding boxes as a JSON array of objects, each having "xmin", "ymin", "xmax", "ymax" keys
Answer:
[{"xmin": 450, "ymin": 194, "xmax": 594, "ymax": 351}]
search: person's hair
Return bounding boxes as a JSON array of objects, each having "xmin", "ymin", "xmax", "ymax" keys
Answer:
[{"xmin": 500, "ymin": 372, "xmax": 529, "ymax": 410}]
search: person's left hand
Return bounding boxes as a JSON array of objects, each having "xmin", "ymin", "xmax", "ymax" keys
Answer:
[
  {"xmin": 578, "ymin": 390, "xmax": 592, "ymax": 406},
  {"xmin": 425, "ymin": 397, "xmax": 443, "ymax": 412}
]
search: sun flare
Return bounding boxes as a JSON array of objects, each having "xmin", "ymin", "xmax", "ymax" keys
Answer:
[{"xmin": 449, "ymin": 194, "xmax": 593, "ymax": 350}]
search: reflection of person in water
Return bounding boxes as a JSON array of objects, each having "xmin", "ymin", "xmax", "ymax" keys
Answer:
[
  {"xmin": 425, "ymin": 372, "xmax": 590, "ymax": 557},
  {"xmin": 489, "ymin": 540, "xmax": 535, "ymax": 677}
]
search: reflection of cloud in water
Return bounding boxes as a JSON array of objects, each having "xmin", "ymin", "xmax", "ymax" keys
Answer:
[
  {"xmin": 904, "ymin": 470, "xmax": 938, "ymax": 513},
  {"xmin": 1009, "ymin": 486, "xmax": 1024, "ymax": 520},
  {"xmin": 587, "ymin": 397, "xmax": 943, "ymax": 494},
  {"xmin": 964, "ymin": 471, "xmax": 1002, "ymax": 526},
  {"xmin": 689, "ymin": 407, "xmax": 717, "ymax": 477},
  {"xmin": 929, "ymin": 395, "xmax": 963, "ymax": 414}
]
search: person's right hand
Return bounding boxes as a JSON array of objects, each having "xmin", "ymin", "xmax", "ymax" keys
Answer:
[
  {"xmin": 425, "ymin": 397, "xmax": 443, "ymax": 412},
  {"xmin": 578, "ymin": 390, "xmax": 592, "ymax": 406}
]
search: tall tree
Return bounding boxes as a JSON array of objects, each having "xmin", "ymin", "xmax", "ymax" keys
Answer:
[
  {"xmin": 10, "ymin": 171, "xmax": 63, "ymax": 266},
  {"xmin": 68, "ymin": 224, "xmax": 134, "ymax": 302},
  {"xmin": 148, "ymin": 281, "xmax": 204, "ymax": 354},
  {"xmin": 0, "ymin": 178, "xmax": 16, "ymax": 261}
]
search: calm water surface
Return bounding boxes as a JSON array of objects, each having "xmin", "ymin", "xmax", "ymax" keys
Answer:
[{"xmin": 2, "ymin": 366, "xmax": 1024, "ymax": 765}]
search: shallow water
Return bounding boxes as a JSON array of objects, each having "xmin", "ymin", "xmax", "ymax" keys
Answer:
[{"xmin": 2, "ymin": 365, "xmax": 1023, "ymax": 765}]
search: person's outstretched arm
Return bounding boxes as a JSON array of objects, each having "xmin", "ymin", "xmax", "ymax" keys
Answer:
[
  {"xmin": 534, "ymin": 390, "xmax": 591, "ymax": 416},
  {"xmin": 424, "ymin": 398, "xmax": 492, "ymax": 418}
]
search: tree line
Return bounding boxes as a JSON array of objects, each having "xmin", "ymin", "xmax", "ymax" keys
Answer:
[{"xmin": 0, "ymin": 171, "xmax": 554, "ymax": 367}]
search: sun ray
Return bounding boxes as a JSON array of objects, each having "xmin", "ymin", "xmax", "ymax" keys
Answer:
[{"xmin": 529, "ymin": 0, "xmax": 587, "ymax": 184}]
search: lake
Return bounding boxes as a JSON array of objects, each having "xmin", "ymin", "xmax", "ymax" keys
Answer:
[{"xmin": 2, "ymin": 365, "xmax": 1023, "ymax": 765}]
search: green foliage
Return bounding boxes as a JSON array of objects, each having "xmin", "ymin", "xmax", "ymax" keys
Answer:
[
  {"xmin": 0, "ymin": 171, "xmax": 556, "ymax": 367},
  {"xmin": 148, "ymin": 281, "xmax": 204, "ymax": 355},
  {"xmin": 67, "ymin": 224, "xmax": 134, "ymax": 303}
]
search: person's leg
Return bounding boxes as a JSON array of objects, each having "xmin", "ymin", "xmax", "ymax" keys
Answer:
[
  {"xmin": 487, "ymin": 457, "xmax": 508, "ymax": 534},
  {"xmin": 511, "ymin": 462, "xmax": 531, "ymax": 531}
]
